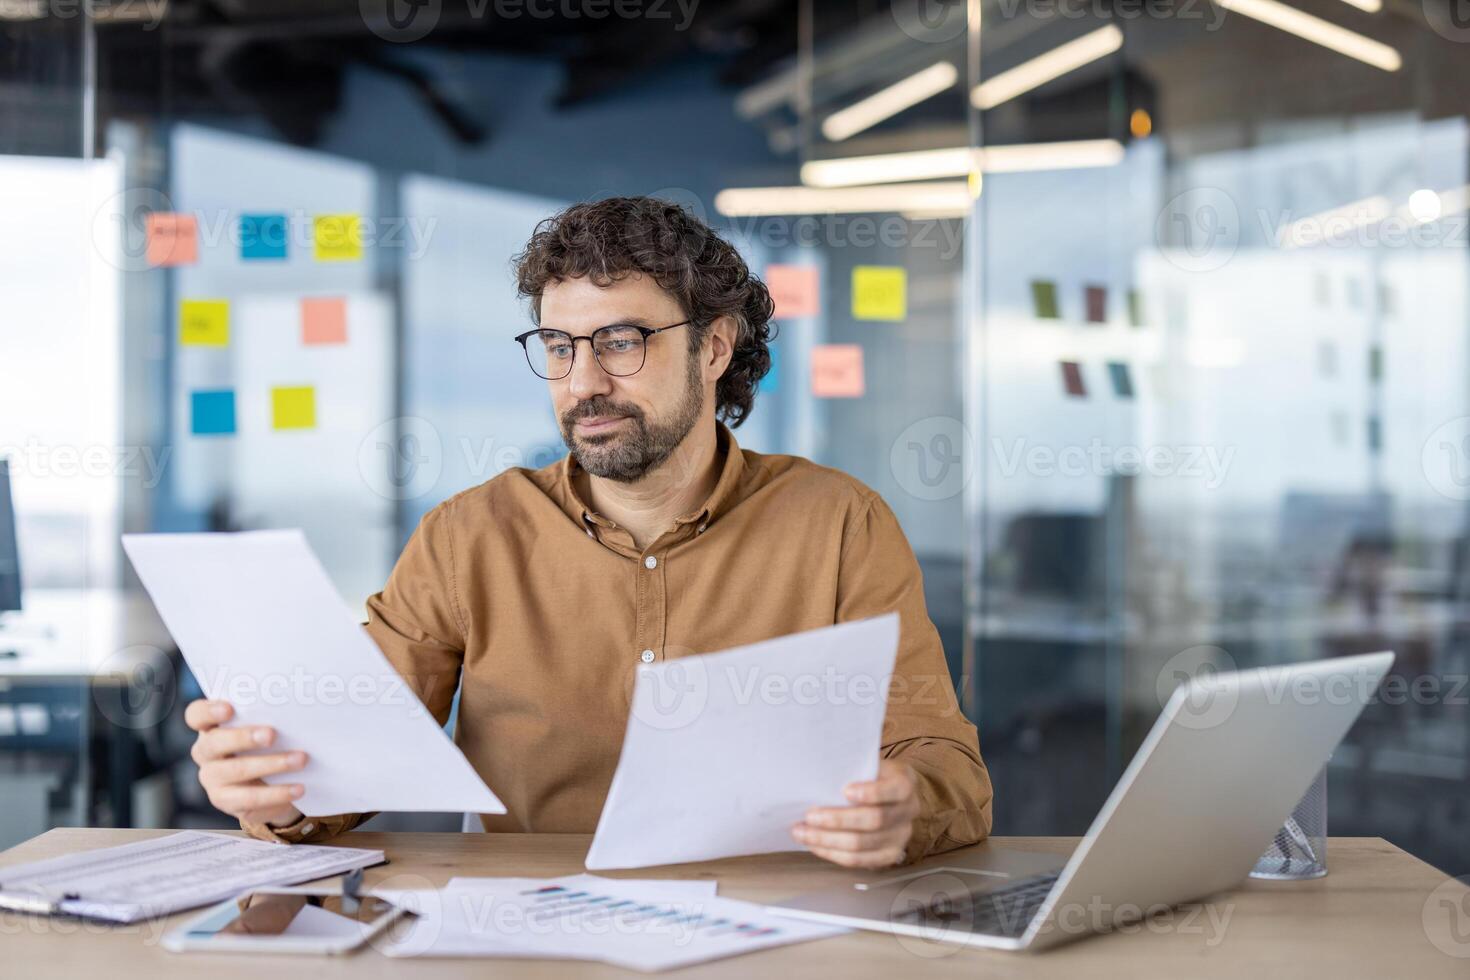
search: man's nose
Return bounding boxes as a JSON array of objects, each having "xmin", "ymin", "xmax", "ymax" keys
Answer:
[{"xmin": 566, "ymin": 342, "xmax": 613, "ymax": 401}]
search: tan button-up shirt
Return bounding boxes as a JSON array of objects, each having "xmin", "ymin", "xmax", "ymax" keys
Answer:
[{"xmin": 245, "ymin": 423, "xmax": 993, "ymax": 862}]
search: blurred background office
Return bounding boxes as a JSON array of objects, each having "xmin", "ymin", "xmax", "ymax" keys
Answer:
[{"xmin": 1, "ymin": 0, "xmax": 1467, "ymax": 877}]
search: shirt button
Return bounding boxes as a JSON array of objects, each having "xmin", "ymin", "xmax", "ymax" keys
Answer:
[
  {"xmin": 644, "ymin": 555, "xmax": 657, "ymax": 569},
  {"xmin": 696, "ymin": 524, "xmax": 707, "ymax": 534},
  {"xmin": 301, "ymin": 822, "xmax": 315, "ymax": 836},
  {"xmin": 640, "ymin": 649, "xmax": 655, "ymax": 663}
]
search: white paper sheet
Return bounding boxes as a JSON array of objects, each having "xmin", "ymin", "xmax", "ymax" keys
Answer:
[
  {"xmin": 377, "ymin": 875, "xmax": 846, "ymax": 971},
  {"xmin": 448, "ymin": 874, "xmax": 718, "ymax": 899},
  {"xmin": 122, "ymin": 530, "xmax": 504, "ymax": 816},
  {"xmin": 0, "ymin": 831, "xmax": 382, "ymax": 923},
  {"xmin": 584, "ymin": 614, "xmax": 900, "ymax": 870}
]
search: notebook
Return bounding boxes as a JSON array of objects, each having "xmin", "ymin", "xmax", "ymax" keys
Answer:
[{"xmin": 0, "ymin": 831, "xmax": 383, "ymax": 923}]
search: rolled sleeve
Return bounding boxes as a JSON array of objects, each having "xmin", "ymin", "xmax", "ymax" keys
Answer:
[{"xmin": 836, "ymin": 492, "xmax": 994, "ymax": 863}]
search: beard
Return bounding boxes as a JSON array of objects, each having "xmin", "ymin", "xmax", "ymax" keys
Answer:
[{"xmin": 560, "ymin": 353, "xmax": 705, "ymax": 483}]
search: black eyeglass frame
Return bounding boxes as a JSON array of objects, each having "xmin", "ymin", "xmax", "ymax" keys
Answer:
[{"xmin": 513, "ymin": 320, "xmax": 693, "ymax": 380}]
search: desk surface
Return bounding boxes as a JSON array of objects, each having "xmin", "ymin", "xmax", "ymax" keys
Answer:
[
  {"xmin": 0, "ymin": 589, "xmax": 170, "ymax": 680},
  {"xmin": 2, "ymin": 829, "xmax": 1466, "ymax": 978}
]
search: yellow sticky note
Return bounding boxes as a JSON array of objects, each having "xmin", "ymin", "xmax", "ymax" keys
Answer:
[
  {"xmin": 313, "ymin": 214, "xmax": 363, "ymax": 261},
  {"xmin": 852, "ymin": 265, "xmax": 906, "ymax": 321},
  {"xmin": 179, "ymin": 299, "xmax": 229, "ymax": 347},
  {"xmin": 272, "ymin": 386, "xmax": 317, "ymax": 430}
]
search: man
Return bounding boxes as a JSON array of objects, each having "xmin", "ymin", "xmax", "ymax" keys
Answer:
[{"xmin": 185, "ymin": 196, "xmax": 992, "ymax": 868}]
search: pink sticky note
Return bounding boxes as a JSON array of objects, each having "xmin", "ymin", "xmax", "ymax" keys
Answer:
[
  {"xmin": 301, "ymin": 297, "xmax": 348, "ymax": 345},
  {"xmin": 811, "ymin": 344, "xmax": 865, "ymax": 398},
  {"xmin": 766, "ymin": 264, "xmax": 820, "ymax": 319},
  {"xmin": 146, "ymin": 213, "xmax": 198, "ymax": 267}
]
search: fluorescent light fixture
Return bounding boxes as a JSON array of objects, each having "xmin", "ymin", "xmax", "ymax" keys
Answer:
[
  {"xmin": 1215, "ymin": 0, "xmax": 1401, "ymax": 71},
  {"xmin": 800, "ymin": 139, "xmax": 1124, "ymax": 188},
  {"xmin": 982, "ymin": 139, "xmax": 1125, "ymax": 173},
  {"xmin": 970, "ymin": 26, "xmax": 1123, "ymax": 111},
  {"xmin": 714, "ymin": 182, "xmax": 971, "ymax": 217},
  {"xmin": 821, "ymin": 62, "xmax": 960, "ymax": 142},
  {"xmin": 1337, "ymin": 0, "xmax": 1382, "ymax": 11},
  {"xmin": 1276, "ymin": 195, "xmax": 1391, "ymax": 247},
  {"xmin": 1397, "ymin": 185, "xmax": 1470, "ymax": 225}
]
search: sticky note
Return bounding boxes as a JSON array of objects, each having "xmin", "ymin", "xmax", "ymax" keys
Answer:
[
  {"xmin": 811, "ymin": 345, "xmax": 865, "ymax": 398},
  {"xmin": 272, "ymin": 386, "xmax": 317, "ymax": 430},
  {"xmin": 190, "ymin": 390, "xmax": 236, "ymax": 436},
  {"xmin": 766, "ymin": 264, "xmax": 820, "ymax": 319},
  {"xmin": 1107, "ymin": 362, "xmax": 1133, "ymax": 399},
  {"xmin": 302, "ymin": 297, "xmax": 348, "ymax": 345},
  {"xmin": 1031, "ymin": 280, "xmax": 1060, "ymax": 319},
  {"xmin": 146, "ymin": 213, "xmax": 197, "ymax": 267},
  {"xmin": 1060, "ymin": 361, "xmax": 1086, "ymax": 398},
  {"xmin": 852, "ymin": 266, "xmax": 906, "ymax": 321},
  {"xmin": 1085, "ymin": 285, "xmax": 1107, "ymax": 324},
  {"xmin": 1127, "ymin": 288, "xmax": 1144, "ymax": 327},
  {"xmin": 759, "ymin": 343, "xmax": 779, "ymax": 393},
  {"xmin": 240, "ymin": 214, "xmax": 288, "ymax": 260},
  {"xmin": 179, "ymin": 299, "xmax": 229, "ymax": 347},
  {"xmin": 314, "ymin": 214, "xmax": 363, "ymax": 261}
]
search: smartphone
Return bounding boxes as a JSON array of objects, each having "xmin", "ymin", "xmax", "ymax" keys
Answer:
[{"xmin": 163, "ymin": 886, "xmax": 408, "ymax": 955}]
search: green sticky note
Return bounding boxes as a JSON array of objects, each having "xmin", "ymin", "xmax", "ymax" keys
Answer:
[
  {"xmin": 1031, "ymin": 280, "xmax": 1060, "ymax": 319},
  {"xmin": 179, "ymin": 299, "xmax": 230, "ymax": 347},
  {"xmin": 852, "ymin": 266, "xmax": 906, "ymax": 321},
  {"xmin": 272, "ymin": 386, "xmax": 317, "ymax": 430}
]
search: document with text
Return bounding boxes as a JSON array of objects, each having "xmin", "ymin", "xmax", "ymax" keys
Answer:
[
  {"xmin": 123, "ymin": 530, "xmax": 504, "ymax": 817},
  {"xmin": 0, "ymin": 831, "xmax": 382, "ymax": 923}
]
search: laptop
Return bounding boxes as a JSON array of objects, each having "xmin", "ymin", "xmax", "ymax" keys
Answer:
[{"xmin": 768, "ymin": 650, "xmax": 1394, "ymax": 952}]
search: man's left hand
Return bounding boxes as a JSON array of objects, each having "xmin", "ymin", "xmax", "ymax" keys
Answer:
[{"xmin": 791, "ymin": 759, "xmax": 920, "ymax": 869}]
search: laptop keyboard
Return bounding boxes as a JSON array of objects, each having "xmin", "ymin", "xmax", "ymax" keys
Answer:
[{"xmin": 892, "ymin": 870, "xmax": 1061, "ymax": 938}]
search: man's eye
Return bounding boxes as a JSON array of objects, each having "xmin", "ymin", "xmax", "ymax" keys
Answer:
[
  {"xmin": 547, "ymin": 344, "xmax": 574, "ymax": 359},
  {"xmin": 602, "ymin": 339, "xmax": 637, "ymax": 353}
]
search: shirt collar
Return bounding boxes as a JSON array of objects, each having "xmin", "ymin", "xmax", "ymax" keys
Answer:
[{"xmin": 558, "ymin": 421, "xmax": 746, "ymax": 532}]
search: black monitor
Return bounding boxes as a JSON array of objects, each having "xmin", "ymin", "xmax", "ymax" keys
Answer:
[{"xmin": 0, "ymin": 459, "xmax": 20, "ymax": 613}]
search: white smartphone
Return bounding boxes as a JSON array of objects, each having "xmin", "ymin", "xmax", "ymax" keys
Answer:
[{"xmin": 162, "ymin": 886, "xmax": 408, "ymax": 955}]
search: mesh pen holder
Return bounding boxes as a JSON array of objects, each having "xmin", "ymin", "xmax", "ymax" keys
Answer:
[{"xmin": 1250, "ymin": 765, "xmax": 1328, "ymax": 880}]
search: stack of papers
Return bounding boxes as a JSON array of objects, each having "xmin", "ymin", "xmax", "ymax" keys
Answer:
[
  {"xmin": 373, "ymin": 874, "xmax": 847, "ymax": 971},
  {"xmin": 0, "ymin": 831, "xmax": 383, "ymax": 923}
]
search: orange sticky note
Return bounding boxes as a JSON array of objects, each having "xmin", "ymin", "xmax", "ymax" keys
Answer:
[
  {"xmin": 147, "ymin": 213, "xmax": 198, "ymax": 267},
  {"xmin": 766, "ymin": 264, "xmax": 820, "ymax": 319},
  {"xmin": 301, "ymin": 297, "xmax": 348, "ymax": 345},
  {"xmin": 811, "ymin": 344, "xmax": 865, "ymax": 398}
]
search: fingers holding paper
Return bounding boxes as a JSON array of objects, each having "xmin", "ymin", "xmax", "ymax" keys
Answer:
[
  {"xmin": 791, "ymin": 759, "xmax": 920, "ymax": 869},
  {"xmin": 184, "ymin": 698, "xmax": 306, "ymax": 828}
]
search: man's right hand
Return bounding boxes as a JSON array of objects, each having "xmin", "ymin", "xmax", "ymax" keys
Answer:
[{"xmin": 185, "ymin": 699, "xmax": 307, "ymax": 828}]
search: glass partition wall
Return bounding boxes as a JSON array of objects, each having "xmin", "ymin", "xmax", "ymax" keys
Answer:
[
  {"xmin": 783, "ymin": 0, "xmax": 1469, "ymax": 875},
  {"xmin": 963, "ymin": 0, "xmax": 1470, "ymax": 873}
]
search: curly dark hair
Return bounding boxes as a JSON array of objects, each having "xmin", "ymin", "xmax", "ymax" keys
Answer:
[{"xmin": 512, "ymin": 196, "xmax": 776, "ymax": 428}]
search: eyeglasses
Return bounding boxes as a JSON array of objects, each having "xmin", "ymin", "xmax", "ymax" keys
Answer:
[{"xmin": 514, "ymin": 320, "xmax": 692, "ymax": 381}]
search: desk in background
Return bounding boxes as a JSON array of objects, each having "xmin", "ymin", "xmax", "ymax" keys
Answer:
[
  {"xmin": 0, "ymin": 589, "xmax": 173, "ymax": 842},
  {"xmin": 2, "ymin": 830, "xmax": 1466, "ymax": 978}
]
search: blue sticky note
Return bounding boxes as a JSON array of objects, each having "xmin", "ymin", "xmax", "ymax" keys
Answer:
[
  {"xmin": 240, "ymin": 214, "xmax": 288, "ymax": 260},
  {"xmin": 760, "ymin": 344, "xmax": 779, "ymax": 393},
  {"xmin": 191, "ymin": 389, "xmax": 236, "ymax": 436}
]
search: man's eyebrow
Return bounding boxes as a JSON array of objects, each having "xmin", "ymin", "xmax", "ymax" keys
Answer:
[{"xmin": 539, "ymin": 316, "xmax": 653, "ymax": 335}]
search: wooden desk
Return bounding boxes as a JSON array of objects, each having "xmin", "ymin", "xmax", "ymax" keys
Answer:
[{"xmin": 3, "ymin": 830, "xmax": 1466, "ymax": 978}]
